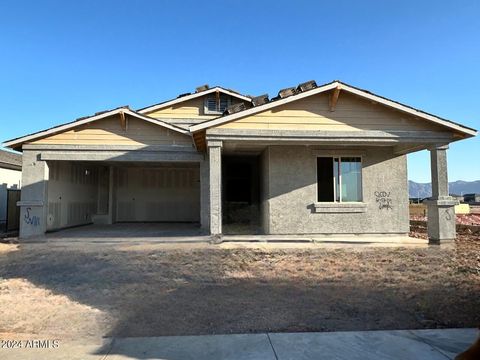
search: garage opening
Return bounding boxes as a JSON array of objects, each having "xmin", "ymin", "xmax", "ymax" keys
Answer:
[
  {"xmin": 222, "ymin": 155, "xmax": 261, "ymax": 234},
  {"xmin": 46, "ymin": 161, "xmax": 200, "ymax": 232}
]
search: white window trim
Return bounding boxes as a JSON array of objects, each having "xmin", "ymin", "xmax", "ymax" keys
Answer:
[{"xmin": 314, "ymin": 155, "xmax": 365, "ymax": 213}]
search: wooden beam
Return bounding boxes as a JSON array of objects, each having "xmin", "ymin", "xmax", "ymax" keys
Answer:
[
  {"xmin": 193, "ymin": 131, "xmax": 206, "ymax": 152},
  {"xmin": 119, "ymin": 111, "xmax": 126, "ymax": 131},
  {"xmin": 329, "ymin": 87, "xmax": 341, "ymax": 112}
]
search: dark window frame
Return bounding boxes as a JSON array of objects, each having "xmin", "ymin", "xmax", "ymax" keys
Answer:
[{"xmin": 316, "ymin": 156, "xmax": 363, "ymax": 203}]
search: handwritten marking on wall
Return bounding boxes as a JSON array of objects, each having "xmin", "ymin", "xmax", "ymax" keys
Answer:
[
  {"xmin": 24, "ymin": 207, "xmax": 40, "ymax": 227},
  {"xmin": 445, "ymin": 208, "xmax": 452, "ymax": 221},
  {"xmin": 375, "ymin": 191, "xmax": 393, "ymax": 210}
]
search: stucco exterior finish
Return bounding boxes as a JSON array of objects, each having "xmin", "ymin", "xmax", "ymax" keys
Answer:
[
  {"xmin": 262, "ymin": 145, "xmax": 409, "ymax": 235},
  {"xmin": 200, "ymin": 158, "xmax": 210, "ymax": 232},
  {"xmin": 18, "ymin": 150, "xmax": 49, "ymax": 237}
]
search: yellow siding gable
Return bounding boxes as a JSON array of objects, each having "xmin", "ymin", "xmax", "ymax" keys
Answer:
[
  {"xmin": 217, "ymin": 92, "xmax": 446, "ymax": 132},
  {"xmin": 147, "ymin": 96, "xmax": 249, "ymax": 120},
  {"xmin": 148, "ymin": 97, "xmax": 215, "ymax": 120},
  {"xmin": 28, "ymin": 116, "xmax": 193, "ymax": 147}
]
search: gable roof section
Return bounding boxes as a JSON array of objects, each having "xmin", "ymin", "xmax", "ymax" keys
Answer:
[
  {"xmin": 3, "ymin": 106, "xmax": 190, "ymax": 150},
  {"xmin": 189, "ymin": 81, "xmax": 477, "ymax": 137},
  {"xmin": 137, "ymin": 86, "xmax": 252, "ymax": 114}
]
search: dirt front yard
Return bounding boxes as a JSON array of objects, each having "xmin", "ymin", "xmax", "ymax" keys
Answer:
[{"xmin": 0, "ymin": 233, "xmax": 479, "ymax": 342}]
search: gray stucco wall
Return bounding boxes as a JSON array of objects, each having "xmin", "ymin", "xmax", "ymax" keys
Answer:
[
  {"xmin": 264, "ymin": 145, "xmax": 409, "ymax": 235},
  {"xmin": 18, "ymin": 150, "xmax": 49, "ymax": 237}
]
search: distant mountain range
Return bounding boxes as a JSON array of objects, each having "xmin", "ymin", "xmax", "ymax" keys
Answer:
[{"xmin": 409, "ymin": 180, "xmax": 480, "ymax": 198}]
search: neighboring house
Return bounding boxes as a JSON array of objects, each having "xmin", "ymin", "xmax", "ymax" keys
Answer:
[
  {"xmin": 450, "ymin": 194, "xmax": 465, "ymax": 203},
  {"xmin": 464, "ymin": 193, "xmax": 480, "ymax": 204},
  {"xmin": 409, "ymin": 198, "xmax": 427, "ymax": 204},
  {"xmin": 0, "ymin": 149, "xmax": 22, "ymax": 230},
  {"xmin": 3, "ymin": 80, "xmax": 477, "ymax": 244}
]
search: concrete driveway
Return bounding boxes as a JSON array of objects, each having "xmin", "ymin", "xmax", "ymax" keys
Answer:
[{"xmin": 0, "ymin": 329, "xmax": 477, "ymax": 360}]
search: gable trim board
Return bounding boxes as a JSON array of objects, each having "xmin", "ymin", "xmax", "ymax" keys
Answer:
[
  {"xmin": 137, "ymin": 86, "xmax": 252, "ymax": 114},
  {"xmin": 189, "ymin": 81, "xmax": 477, "ymax": 137},
  {"xmin": 3, "ymin": 107, "xmax": 190, "ymax": 149}
]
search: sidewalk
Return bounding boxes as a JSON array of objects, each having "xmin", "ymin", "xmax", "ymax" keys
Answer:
[{"xmin": 1, "ymin": 328, "xmax": 477, "ymax": 360}]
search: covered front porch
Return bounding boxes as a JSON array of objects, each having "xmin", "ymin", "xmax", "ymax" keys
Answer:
[{"xmin": 205, "ymin": 129, "xmax": 457, "ymax": 245}]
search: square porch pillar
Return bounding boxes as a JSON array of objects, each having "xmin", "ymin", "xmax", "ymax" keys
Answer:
[
  {"xmin": 208, "ymin": 140, "xmax": 223, "ymax": 237},
  {"xmin": 18, "ymin": 150, "xmax": 49, "ymax": 238},
  {"xmin": 425, "ymin": 144, "xmax": 456, "ymax": 244},
  {"xmin": 107, "ymin": 165, "xmax": 115, "ymax": 224}
]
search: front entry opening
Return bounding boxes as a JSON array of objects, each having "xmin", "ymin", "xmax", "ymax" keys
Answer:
[{"xmin": 222, "ymin": 155, "xmax": 261, "ymax": 234}]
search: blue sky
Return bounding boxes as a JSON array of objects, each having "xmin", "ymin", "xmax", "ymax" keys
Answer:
[{"xmin": 1, "ymin": 0, "xmax": 479, "ymax": 182}]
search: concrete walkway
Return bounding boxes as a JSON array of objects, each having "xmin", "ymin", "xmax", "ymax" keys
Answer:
[
  {"xmin": 1, "ymin": 328, "xmax": 477, "ymax": 360},
  {"xmin": 20, "ymin": 223, "xmax": 430, "ymax": 247}
]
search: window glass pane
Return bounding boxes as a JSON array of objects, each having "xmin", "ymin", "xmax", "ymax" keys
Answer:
[
  {"xmin": 340, "ymin": 157, "xmax": 362, "ymax": 202},
  {"xmin": 317, "ymin": 157, "xmax": 334, "ymax": 202}
]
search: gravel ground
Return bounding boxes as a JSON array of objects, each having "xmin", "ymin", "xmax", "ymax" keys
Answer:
[{"xmin": 0, "ymin": 231, "xmax": 478, "ymax": 341}]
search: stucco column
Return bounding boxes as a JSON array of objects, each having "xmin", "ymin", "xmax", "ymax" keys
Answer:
[
  {"xmin": 425, "ymin": 145, "xmax": 456, "ymax": 244},
  {"xmin": 18, "ymin": 150, "xmax": 49, "ymax": 238},
  {"xmin": 208, "ymin": 140, "xmax": 222, "ymax": 238},
  {"xmin": 107, "ymin": 166, "xmax": 115, "ymax": 224},
  {"xmin": 200, "ymin": 158, "xmax": 210, "ymax": 233}
]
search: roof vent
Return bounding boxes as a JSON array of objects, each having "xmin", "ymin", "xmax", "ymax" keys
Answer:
[
  {"xmin": 278, "ymin": 87, "xmax": 297, "ymax": 99},
  {"xmin": 177, "ymin": 92, "xmax": 191, "ymax": 98},
  {"xmin": 224, "ymin": 102, "xmax": 246, "ymax": 115},
  {"xmin": 251, "ymin": 94, "xmax": 269, "ymax": 106},
  {"xmin": 195, "ymin": 84, "xmax": 209, "ymax": 93},
  {"xmin": 297, "ymin": 80, "xmax": 317, "ymax": 92}
]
